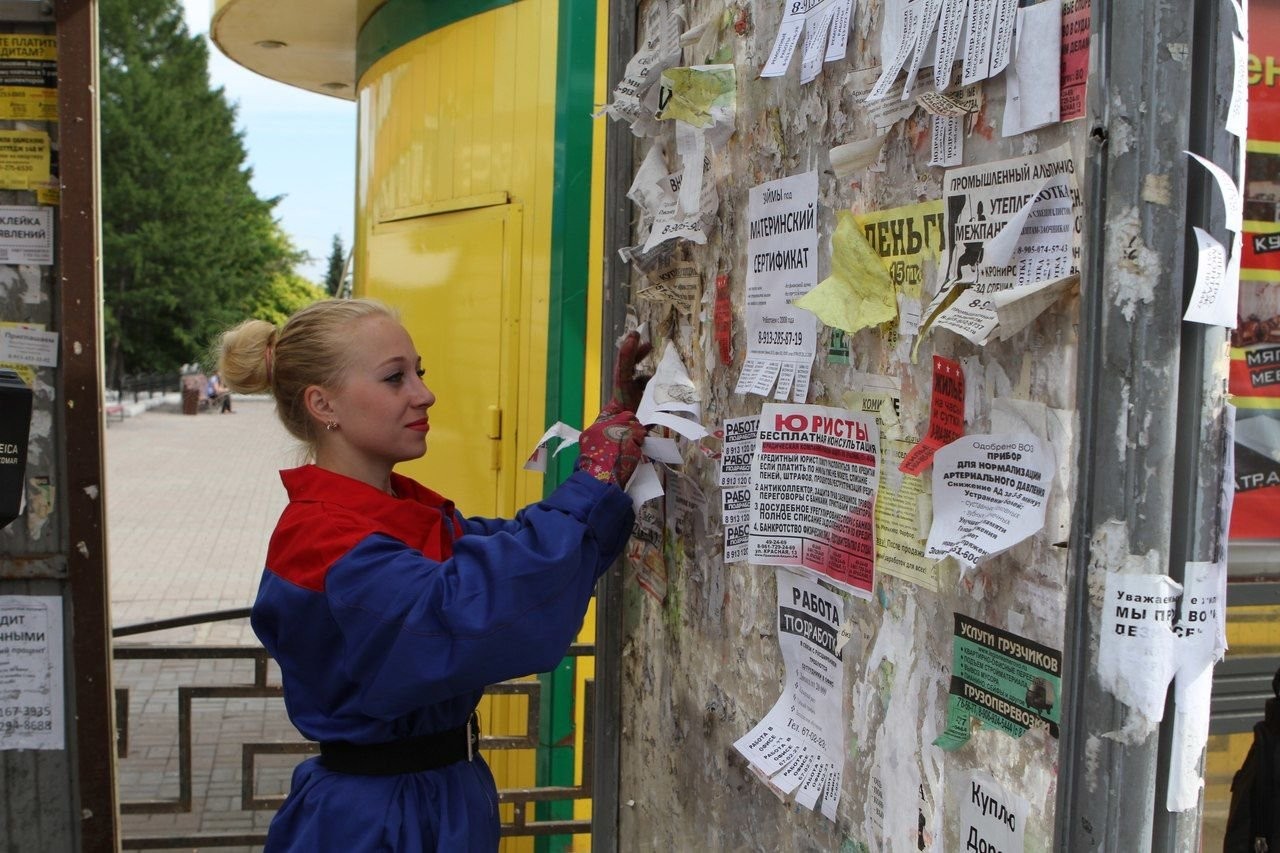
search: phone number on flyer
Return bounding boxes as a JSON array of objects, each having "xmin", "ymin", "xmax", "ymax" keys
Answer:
[{"xmin": 757, "ymin": 329, "xmax": 804, "ymax": 346}]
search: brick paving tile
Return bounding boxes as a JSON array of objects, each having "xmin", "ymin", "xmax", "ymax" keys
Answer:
[{"xmin": 110, "ymin": 398, "xmax": 295, "ymax": 852}]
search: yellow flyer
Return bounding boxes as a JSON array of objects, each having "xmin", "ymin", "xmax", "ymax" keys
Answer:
[
  {"xmin": 0, "ymin": 131, "xmax": 50, "ymax": 189},
  {"xmin": 0, "ymin": 35, "xmax": 56, "ymax": 122}
]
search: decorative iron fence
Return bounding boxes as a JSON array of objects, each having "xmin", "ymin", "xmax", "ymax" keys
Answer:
[{"xmin": 112, "ymin": 608, "xmax": 594, "ymax": 849}]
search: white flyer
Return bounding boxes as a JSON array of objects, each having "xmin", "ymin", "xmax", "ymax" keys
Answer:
[
  {"xmin": 1002, "ymin": 0, "xmax": 1062, "ymax": 137},
  {"xmin": 642, "ymin": 153, "xmax": 719, "ymax": 252},
  {"xmin": 749, "ymin": 404, "xmax": 879, "ymax": 598},
  {"xmin": 924, "ymin": 146, "xmax": 1081, "ymax": 343},
  {"xmin": 960, "ymin": 771, "xmax": 1029, "ymax": 853},
  {"xmin": 763, "ymin": 0, "xmax": 854, "ymax": 82},
  {"xmin": 605, "ymin": 0, "xmax": 681, "ymax": 125},
  {"xmin": 925, "ymin": 433, "xmax": 1054, "ymax": 569},
  {"xmin": 733, "ymin": 568, "xmax": 846, "ymax": 822},
  {"xmin": 1184, "ymin": 227, "xmax": 1237, "ymax": 328},
  {"xmin": 932, "ymin": 0, "xmax": 968, "ymax": 91},
  {"xmin": 960, "ymin": 0, "xmax": 998, "ymax": 85},
  {"xmin": 721, "ymin": 417, "xmax": 760, "ymax": 562},
  {"xmin": 720, "ymin": 416, "xmax": 760, "ymax": 488},
  {"xmin": 735, "ymin": 171, "xmax": 820, "ymax": 402},
  {"xmin": 0, "ymin": 596, "xmax": 65, "ymax": 750},
  {"xmin": 0, "ymin": 206, "xmax": 52, "ymax": 265},
  {"xmin": 868, "ymin": 0, "xmax": 923, "ymax": 101},
  {"xmin": 635, "ymin": 341, "xmax": 710, "ymax": 441},
  {"xmin": 1097, "ymin": 572, "xmax": 1183, "ymax": 729}
]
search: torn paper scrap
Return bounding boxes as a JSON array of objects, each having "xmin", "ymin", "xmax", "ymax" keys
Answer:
[
  {"xmin": 749, "ymin": 403, "xmax": 879, "ymax": 598},
  {"xmin": 524, "ymin": 422, "xmax": 581, "ymax": 472},
  {"xmin": 642, "ymin": 153, "xmax": 719, "ymax": 253},
  {"xmin": 733, "ymin": 568, "xmax": 846, "ymax": 821},
  {"xmin": 625, "ymin": 461, "xmax": 665, "ymax": 511},
  {"xmin": 642, "ymin": 435, "xmax": 684, "ymax": 464},
  {"xmin": 854, "ymin": 200, "xmax": 946, "ymax": 321},
  {"xmin": 900, "ymin": 355, "xmax": 965, "ymax": 474},
  {"xmin": 902, "ymin": 0, "xmax": 944, "ymax": 93},
  {"xmin": 793, "ymin": 210, "xmax": 898, "ymax": 336},
  {"xmin": 1187, "ymin": 150, "xmax": 1244, "ymax": 234},
  {"xmin": 636, "ymin": 341, "xmax": 709, "ymax": 441},
  {"xmin": 1165, "ymin": 560, "xmax": 1228, "ymax": 810},
  {"xmin": 925, "ymin": 432, "xmax": 1054, "ymax": 570},
  {"xmin": 605, "ymin": 0, "xmax": 681, "ymax": 125},
  {"xmin": 829, "ymin": 134, "xmax": 888, "ymax": 179},
  {"xmin": 934, "ymin": 613, "xmax": 1062, "ymax": 750},
  {"xmin": 1184, "ymin": 227, "xmax": 1237, "ymax": 328},
  {"xmin": 1227, "ymin": 34, "xmax": 1248, "ymax": 139},
  {"xmin": 929, "ymin": 114, "xmax": 963, "ymax": 168},
  {"xmin": 763, "ymin": 0, "xmax": 852, "ymax": 81},
  {"xmin": 656, "ymin": 64, "xmax": 736, "ymax": 129},
  {"xmin": 845, "ymin": 67, "xmax": 923, "ymax": 132},
  {"xmin": 1097, "ymin": 572, "xmax": 1183, "ymax": 733},
  {"xmin": 869, "ymin": 0, "xmax": 923, "ymax": 101},
  {"xmin": 933, "ymin": 0, "xmax": 968, "ymax": 91}
]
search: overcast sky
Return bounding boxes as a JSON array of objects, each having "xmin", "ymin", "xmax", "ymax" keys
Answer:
[{"xmin": 180, "ymin": 1, "xmax": 356, "ymax": 283}]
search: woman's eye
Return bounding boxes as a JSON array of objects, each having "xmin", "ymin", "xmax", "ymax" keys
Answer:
[
  {"xmin": 415, "ymin": 368, "xmax": 426, "ymax": 379},
  {"xmin": 385, "ymin": 371, "xmax": 404, "ymax": 383}
]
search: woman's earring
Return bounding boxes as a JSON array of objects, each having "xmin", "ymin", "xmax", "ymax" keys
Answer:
[{"xmin": 325, "ymin": 421, "xmax": 338, "ymax": 432}]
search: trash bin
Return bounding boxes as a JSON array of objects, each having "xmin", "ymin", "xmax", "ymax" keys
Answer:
[{"xmin": 181, "ymin": 386, "xmax": 199, "ymax": 415}]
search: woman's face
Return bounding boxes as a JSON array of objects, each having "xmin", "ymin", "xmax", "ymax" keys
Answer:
[{"xmin": 322, "ymin": 315, "xmax": 436, "ymax": 472}]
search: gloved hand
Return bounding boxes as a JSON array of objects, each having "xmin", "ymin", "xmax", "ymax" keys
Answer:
[
  {"xmin": 575, "ymin": 407, "xmax": 647, "ymax": 488},
  {"xmin": 611, "ymin": 331, "xmax": 652, "ymax": 414}
]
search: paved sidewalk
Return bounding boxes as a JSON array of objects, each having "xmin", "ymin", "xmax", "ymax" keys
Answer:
[{"xmin": 107, "ymin": 396, "xmax": 302, "ymax": 850}]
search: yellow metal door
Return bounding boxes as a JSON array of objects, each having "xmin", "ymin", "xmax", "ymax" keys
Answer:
[{"xmin": 365, "ymin": 203, "xmax": 522, "ymax": 518}]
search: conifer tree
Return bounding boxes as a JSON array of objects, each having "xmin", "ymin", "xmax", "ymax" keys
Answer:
[
  {"xmin": 324, "ymin": 234, "xmax": 346, "ymax": 297},
  {"xmin": 99, "ymin": 0, "xmax": 305, "ymax": 381}
]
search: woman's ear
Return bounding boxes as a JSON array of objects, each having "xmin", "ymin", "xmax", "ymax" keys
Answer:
[{"xmin": 303, "ymin": 385, "xmax": 335, "ymax": 426}]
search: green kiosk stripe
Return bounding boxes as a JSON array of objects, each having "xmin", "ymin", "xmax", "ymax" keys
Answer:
[
  {"xmin": 541, "ymin": 0, "xmax": 596, "ymax": 847},
  {"xmin": 356, "ymin": 0, "xmax": 519, "ymax": 83}
]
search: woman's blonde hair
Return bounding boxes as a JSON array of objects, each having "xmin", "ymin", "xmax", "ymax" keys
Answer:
[{"xmin": 217, "ymin": 299, "xmax": 398, "ymax": 448}]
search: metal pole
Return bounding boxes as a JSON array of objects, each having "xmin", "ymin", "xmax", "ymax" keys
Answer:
[{"xmin": 591, "ymin": 0, "xmax": 638, "ymax": 846}]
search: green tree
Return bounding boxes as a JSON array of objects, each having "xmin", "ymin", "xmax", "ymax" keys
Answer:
[
  {"xmin": 99, "ymin": 0, "xmax": 301, "ymax": 382},
  {"xmin": 324, "ymin": 234, "xmax": 347, "ymax": 297}
]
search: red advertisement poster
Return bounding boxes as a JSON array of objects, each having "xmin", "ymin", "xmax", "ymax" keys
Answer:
[{"xmin": 1234, "ymin": 0, "xmax": 1280, "ymax": 539}]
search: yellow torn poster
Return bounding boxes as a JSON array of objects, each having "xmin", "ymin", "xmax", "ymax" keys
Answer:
[{"xmin": 794, "ymin": 210, "xmax": 897, "ymax": 335}]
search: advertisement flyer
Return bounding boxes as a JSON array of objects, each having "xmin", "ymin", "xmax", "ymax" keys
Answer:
[
  {"xmin": 0, "ymin": 205, "xmax": 52, "ymax": 265},
  {"xmin": 733, "ymin": 568, "xmax": 845, "ymax": 821},
  {"xmin": 720, "ymin": 416, "xmax": 760, "ymax": 562},
  {"xmin": 922, "ymin": 145, "xmax": 1081, "ymax": 344},
  {"xmin": 0, "ymin": 35, "xmax": 56, "ymax": 122},
  {"xmin": 847, "ymin": 384, "xmax": 939, "ymax": 590},
  {"xmin": 854, "ymin": 200, "xmax": 947, "ymax": 337},
  {"xmin": 900, "ymin": 355, "xmax": 965, "ymax": 475},
  {"xmin": 934, "ymin": 614, "xmax": 1062, "ymax": 751},
  {"xmin": 735, "ymin": 171, "xmax": 820, "ymax": 402},
  {"xmin": 1232, "ymin": 2, "xmax": 1280, "ymax": 538},
  {"xmin": 0, "ymin": 596, "xmax": 64, "ymax": 750},
  {"xmin": 925, "ymin": 433, "xmax": 1054, "ymax": 570},
  {"xmin": 748, "ymin": 403, "xmax": 880, "ymax": 598},
  {"xmin": 960, "ymin": 771, "xmax": 1029, "ymax": 853}
]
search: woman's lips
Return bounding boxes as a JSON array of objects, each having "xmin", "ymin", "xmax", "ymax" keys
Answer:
[{"xmin": 407, "ymin": 419, "xmax": 430, "ymax": 433}]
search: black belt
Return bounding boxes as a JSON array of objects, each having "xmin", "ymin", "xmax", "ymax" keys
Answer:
[{"xmin": 319, "ymin": 713, "xmax": 479, "ymax": 776}]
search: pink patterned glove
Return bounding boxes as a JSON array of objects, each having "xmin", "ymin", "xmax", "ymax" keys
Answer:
[{"xmin": 576, "ymin": 408, "xmax": 647, "ymax": 487}]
